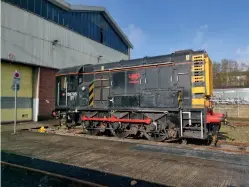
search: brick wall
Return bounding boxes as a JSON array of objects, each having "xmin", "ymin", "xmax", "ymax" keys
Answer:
[{"xmin": 39, "ymin": 67, "xmax": 57, "ymax": 118}]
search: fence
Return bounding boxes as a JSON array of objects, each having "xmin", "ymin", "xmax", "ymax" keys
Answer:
[
  {"xmin": 213, "ymin": 104, "xmax": 249, "ymax": 118},
  {"xmin": 212, "ymin": 88, "xmax": 249, "ymax": 118}
]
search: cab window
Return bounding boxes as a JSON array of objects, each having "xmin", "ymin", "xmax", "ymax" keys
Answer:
[
  {"xmin": 68, "ymin": 75, "xmax": 77, "ymax": 92},
  {"xmin": 78, "ymin": 77, "xmax": 83, "ymax": 84},
  {"xmin": 60, "ymin": 76, "xmax": 67, "ymax": 89}
]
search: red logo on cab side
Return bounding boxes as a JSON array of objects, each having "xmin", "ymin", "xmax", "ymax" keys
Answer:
[{"xmin": 128, "ymin": 72, "xmax": 141, "ymax": 84}]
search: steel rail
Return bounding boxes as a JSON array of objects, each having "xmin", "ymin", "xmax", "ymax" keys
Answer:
[{"xmin": 1, "ymin": 161, "xmax": 107, "ymax": 187}]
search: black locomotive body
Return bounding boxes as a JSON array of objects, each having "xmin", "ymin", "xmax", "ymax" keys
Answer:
[{"xmin": 52, "ymin": 50, "xmax": 226, "ymax": 143}]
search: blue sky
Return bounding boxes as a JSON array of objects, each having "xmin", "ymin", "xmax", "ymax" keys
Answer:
[{"xmin": 67, "ymin": 0, "xmax": 249, "ymax": 63}]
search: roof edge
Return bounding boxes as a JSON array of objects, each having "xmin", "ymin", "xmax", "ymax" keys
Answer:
[{"xmin": 48, "ymin": 0, "xmax": 133, "ymax": 48}]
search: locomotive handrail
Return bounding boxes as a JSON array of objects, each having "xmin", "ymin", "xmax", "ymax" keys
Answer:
[
  {"xmin": 55, "ymin": 61, "xmax": 197, "ymax": 76},
  {"xmin": 74, "ymin": 61, "xmax": 193, "ymax": 76},
  {"xmin": 201, "ymin": 112, "xmax": 203, "ymax": 138},
  {"xmin": 65, "ymin": 81, "xmax": 68, "ymax": 106},
  {"xmin": 92, "ymin": 61, "xmax": 191, "ymax": 73}
]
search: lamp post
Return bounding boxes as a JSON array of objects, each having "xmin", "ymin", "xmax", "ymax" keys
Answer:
[{"xmin": 97, "ymin": 55, "xmax": 102, "ymax": 63}]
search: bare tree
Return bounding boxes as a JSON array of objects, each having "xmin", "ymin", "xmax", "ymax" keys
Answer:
[
  {"xmin": 212, "ymin": 59, "xmax": 249, "ymax": 88},
  {"xmin": 212, "ymin": 62, "xmax": 221, "ymax": 88}
]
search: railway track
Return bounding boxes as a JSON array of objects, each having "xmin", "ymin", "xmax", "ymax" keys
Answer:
[
  {"xmin": 231, "ymin": 122, "xmax": 249, "ymax": 126},
  {"xmin": 25, "ymin": 125, "xmax": 249, "ymax": 156},
  {"xmin": 1, "ymin": 161, "xmax": 106, "ymax": 187}
]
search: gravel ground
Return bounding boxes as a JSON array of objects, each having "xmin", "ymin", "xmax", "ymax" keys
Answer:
[{"xmin": 219, "ymin": 125, "xmax": 249, "ymax": 143}]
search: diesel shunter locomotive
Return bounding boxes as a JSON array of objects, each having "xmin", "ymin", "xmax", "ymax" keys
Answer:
[{"xmin": 52, "ymin": 49, "xmax": 226, "ymax": 144}]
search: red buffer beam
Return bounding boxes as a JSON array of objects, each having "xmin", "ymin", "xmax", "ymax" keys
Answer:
[
  {"xmin": 206, "ymin": 111, "xmax": 225, "ymax": 124},
  {"xmin": 82, "ymin": 115, "xmax": 152, "ymax": 125}
]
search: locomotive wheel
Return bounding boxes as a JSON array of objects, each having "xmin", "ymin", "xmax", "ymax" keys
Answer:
[
  {"xmin": 87, "ymin": 128, "xmax": 100, "ymax": 135},
  {"xmin": 66, "ymin": 121, "xmax": 75, "ymax": 130},
  {"xmin": 145, "ymin": 125, "xmax": 168, "ymax": 142},
  {"xmin": 209, "ymin": 124, "xmax": 220, "ymax": 147},
  {"xmin": 145, "ymin": 120, "xmax": 177, "ymax": 142},
  {"xmin": 84, "ymin": 121, "xmax": 100, "ymax": 135},
  {"xmin": 210, "ymin": 134, "xmax": 218, "ymax": 147},
  {"xmin": 181, "ymin": 139, "xmax": 188, "ymax": 145},
  {"xmin": 111, "ymin": 123, "xmax": 130, "ymax": 138},
  {"xmin": 60, "ymin": 118, "xmax": 67, "ymax": 127},
  {"xmin": 150, "ymin": 129, "xmax": 168, "ymax": 142}
]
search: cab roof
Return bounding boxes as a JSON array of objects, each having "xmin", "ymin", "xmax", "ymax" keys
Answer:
[{"xmin": 56, "ymin": 65, "xmax": 83, "ymax": 76}]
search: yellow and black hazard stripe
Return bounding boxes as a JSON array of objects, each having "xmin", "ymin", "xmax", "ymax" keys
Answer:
[
  {"xmin": 177, "ymin": 90, "xmax": 182, "ymax": 108},
  {"xmin": 89, "ymin": 82, "xmax": 94, "ymax": 107}
]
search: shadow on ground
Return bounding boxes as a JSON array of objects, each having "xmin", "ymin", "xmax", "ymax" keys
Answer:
[{"xmin": 1, "ymin": 151, "xmax": 170, "ymax": 187}]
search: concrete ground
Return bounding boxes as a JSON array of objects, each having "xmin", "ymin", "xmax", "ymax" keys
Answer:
[
  {"xmin": 1, "ymin": 127, "xmax": 249, "ymax": 187},
  {"xmin": 0, "ymin": 119, "xmax": 57, "ymax": 132}
]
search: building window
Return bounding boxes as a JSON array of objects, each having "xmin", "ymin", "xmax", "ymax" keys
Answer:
[
  {"xmin": 47, "ymin": 2, "xmax": 53, "ymax": 21},
  {"xmin": 34, "ymin": 0, "xmax": 41, "ymax": 15},
  {"xmin": 100, "ymin": 28, "xmax": 104, "ymax": 44},
  {"xmin": 20, "ymin": 0, "xmax": 28, "ymax": 9},
  {"xmin": 41, "ymin": 0, "xmax": 47, "ymax": 18},
  {"xmin": 27, "ymin": 0, "xmax": 34, "ymax": 12}
]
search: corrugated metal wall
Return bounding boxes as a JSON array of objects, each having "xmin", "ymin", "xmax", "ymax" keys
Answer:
[
  {"xmin": 1, "ymin": 2, "xmax": 129, "ymax": 69},
  {"xmin": 1, "ymin": 62, "xmax": 33, "ymax": 122},
  {"xmin": 2, "ymin": 0, "xmax": 129, "ymax": 55}
]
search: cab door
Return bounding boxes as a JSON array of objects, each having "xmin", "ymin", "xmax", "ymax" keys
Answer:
[
  {"xmin": 56, "ymin": 75, "xmax": 78, "ymax": 107},
  {"xmin": 175, "ymin": 64, "xmax": 192, "ymax": 107},
  {"xmin": 158, "ymin": 66, "xmax": 174, "ymax": 89},
  {"xmin": 77, "ymin": 83, "xmax": 90, "ymax": 107},
  {"xmin": 145, "ymin": 67, "xmax": 158, "ymax": 90},
  {"xmin": 56, "ymin": 76, "xmax": 67, "ymax": 106}
]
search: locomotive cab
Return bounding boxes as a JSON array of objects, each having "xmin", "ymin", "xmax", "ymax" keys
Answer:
[
  {"xmin": 55, "ymin": 65, "xmax": 84, "ymax": 110},
  {"xmin": 52, "ymin": 64, "xmax": 94, "ymax": 124}
]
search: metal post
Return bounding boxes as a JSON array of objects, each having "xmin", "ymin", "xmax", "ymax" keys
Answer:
[
  {"xmin": 180, "ymin": 109, "xmax": 183, "ymax": 137},
  {"xmin": 14, "ymin": 84, "xmax": 17, "ymax": 134},
  {"xmin": 188, "ymin": 112, "xmax": 191, "ymax": 126},
  {"xmin": 200, "ymin": 112, "xmax": 203, "ymax": 139},
  {"xmin": 12, "ymin": 70, "xmax": 20, "ymax": 134},
  {"xmin": 57, "ymin": 82, "xmax": 60, "ymax": 106},
  {"xmin": 237, "ymin": 103, "xmax": 239, "ymax": 117},
  {"xmin": 65, "ymin": 81, "xmax": 68, "ymax": 106}
]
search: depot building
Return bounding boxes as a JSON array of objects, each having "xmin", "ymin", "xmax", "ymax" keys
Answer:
[{"xmin": 1, "ymin": 0, "xmax": 133, "ymax": 123}]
